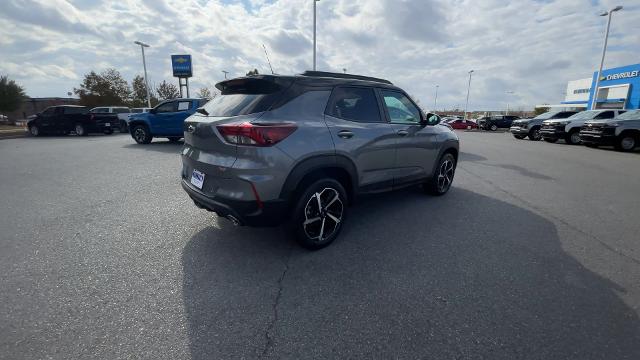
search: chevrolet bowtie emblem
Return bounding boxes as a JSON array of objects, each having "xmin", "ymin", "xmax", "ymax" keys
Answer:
[{"xmin": 176, "ymin": 57, "xmax": 188, "ymax": 63}]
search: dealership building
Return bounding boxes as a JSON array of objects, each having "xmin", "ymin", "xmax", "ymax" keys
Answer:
[{"xmin": 557, "ymin": 63, "xmax": 640, "ymax": 110}]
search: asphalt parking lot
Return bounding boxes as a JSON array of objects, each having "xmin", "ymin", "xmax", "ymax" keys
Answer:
[{"xmin": 1, "ymin": 131, "xmax": 639, "ymax": 359}]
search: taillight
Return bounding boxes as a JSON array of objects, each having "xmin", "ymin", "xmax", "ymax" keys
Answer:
[{"xmin": 217, "ymin": 122, "xmax": 297, "ymax": 146}]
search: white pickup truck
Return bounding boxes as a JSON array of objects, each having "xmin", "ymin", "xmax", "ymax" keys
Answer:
[{"xmin": 89, "ymin": 107, "xmax": 132, "ymax": 133}]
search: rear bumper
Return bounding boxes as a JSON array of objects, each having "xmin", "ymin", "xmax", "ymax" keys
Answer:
[{"xmin": 181, "ymin": 180, "xmax": 288, "ymax": 227}]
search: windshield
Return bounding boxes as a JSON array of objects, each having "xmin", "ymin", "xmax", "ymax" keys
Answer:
[
  {"xmin": 533, "ymin": 111, "xmax": 561, "ymax": 120},
  {"xmin": 567, "ymin": 111, "xmax": 598, "ymax": 120},
  {"xmin": 616, "ymin": 110, "xmax": 640, "ymax": 120}
]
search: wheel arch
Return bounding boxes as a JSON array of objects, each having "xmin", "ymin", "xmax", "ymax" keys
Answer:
[
  {"xmin": 128, "ymin": 120, "xmax": 150, "ymax": 134},
  {"xmin": 279, "ymin": 154, "xmax": 358, "ymax": 205}
]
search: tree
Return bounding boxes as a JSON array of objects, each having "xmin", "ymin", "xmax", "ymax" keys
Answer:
[
  {"xmin": 156, "ymin": 80, "xmax": 179, "ymax": 100},
  {"xmin": 130, "ymin": 75, "xmax": 158, "ymax": 107},
  {"xmin": 246, "ymin": 69, "xmax": 259, "ymax": 76},
  {"xmin": 0, "ymin": 75, "xmax": 27, "ymax": 113},
  {"xmin": 74, "ymin": 68, "xmax": 131, "ymax": 107},
  {"xmin": 196, "ymin": 87, "xmax": 214, "ymax": 100},
  {"xmin": 535, "ymin": 106, "xmax": 550, "ymax": 115}
]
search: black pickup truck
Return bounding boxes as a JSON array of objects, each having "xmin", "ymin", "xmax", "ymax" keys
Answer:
[{"xmin": 27, "ymin": 105, "xmax": 119, "ymax": 136}]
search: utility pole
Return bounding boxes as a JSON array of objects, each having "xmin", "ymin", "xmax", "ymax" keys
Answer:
[
  {"xmin": 591, "ymin": 5, "xmax": 623, "ymax": 110},
  {"xmin": 464, "ymin": 70, "xmax": 474, "ymax": 120},
  {"xmin": 134, "ymin": 41, "xmax": 151, "ymax": 108},
  {"xmin": 313, "ymin": 0, "xmax": 320, "ymax": 70},
  {"xmin": 434, "ymin": 85, "xmax": 439, "ymax": 110}
]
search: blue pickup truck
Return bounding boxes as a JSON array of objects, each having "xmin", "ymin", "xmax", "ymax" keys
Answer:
[{"xmin": 128, "ymin": 98, "xmax": 207, "ymax": 144}]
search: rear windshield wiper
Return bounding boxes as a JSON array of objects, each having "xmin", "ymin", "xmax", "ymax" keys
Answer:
[{"xmin": 196, "ymin": 107, "xmax": 209, "ymax": 115}]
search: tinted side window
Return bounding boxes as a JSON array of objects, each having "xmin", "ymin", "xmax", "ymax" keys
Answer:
[
  {"xmin": 64, "ymin": 107, "xmax": 86, "ymax": 114},
  {"xmin": 594, "ymin": 111, "xmax": 614, "ymax": 119},
  {"xmin": 155, "ymin": 102, "xmax": 176, "ymax": 113},
  {"xmin": 556, "ymin": 112, "xmax": 574, "ymax": 119},
  {"xmin": 380, "ymin": 90, "xmax": 421, "ymax": 124},
  {"xmin": 42, "ymin": 107, "xmax": 54, "ymax": 115},
  {"xmin": 113, "ymin": 108, "xmax": 130, "ymax": 114},
  {"xmin": 329, "ymin": 87, "xmax": 382, "ymax": 123}
]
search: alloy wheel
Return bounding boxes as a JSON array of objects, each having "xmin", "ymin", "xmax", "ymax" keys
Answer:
[
  {"xmin": 30, "ymin": 126, "xmax": 39, "ymax": 136},
  {"xmin": 75, "ymin": 124, "xmax": 84, "ymax": 136},
  {"xmin": 134, "ymin": 128, "xmax": 147, "ymax": 143},
  {"xmin": 532, "ymin": 129, "xmax": 541, "ymax": 140},
  {"xmin": 621, "ymin": 137, "xmax": 635, "ymax": 150},
  {"xmin": 303, "ymin": 188, "xmax": 344, "ymax": 242},
  {"xmin": 570, "ymin": 132, "xmax": 581, "ymax": 144},
  {"xmin": 437, "ymin": 159, "xmax": 455, "ymax": 193}
]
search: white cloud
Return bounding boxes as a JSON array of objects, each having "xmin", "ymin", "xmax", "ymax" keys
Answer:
[{"xmin": 0, "ymin": 0, "xmax": 638, "ymax": 110}]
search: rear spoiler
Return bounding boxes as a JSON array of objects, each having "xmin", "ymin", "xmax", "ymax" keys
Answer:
[{"xmin": 215, "ymin": 76, "xmax": 294, "ymax": 95}]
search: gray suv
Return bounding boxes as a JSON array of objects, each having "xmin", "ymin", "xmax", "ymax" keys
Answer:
[{"xmin": 180, "ymin": 71, "xmax": 459, "ymax": 249}]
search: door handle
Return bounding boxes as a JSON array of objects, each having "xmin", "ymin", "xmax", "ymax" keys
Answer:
[
  {"xmin": 397, "ymin": 130, "xmax": 409, "ymax": 136},
  {"xmin": 337, "ymin": 130, "xmax": 354, "ymax": 139}
]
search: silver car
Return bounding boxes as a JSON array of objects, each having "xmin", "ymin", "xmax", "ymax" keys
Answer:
[{"xmin": 180, "ymin": 71, "xmax": 459, "ymax": 249}]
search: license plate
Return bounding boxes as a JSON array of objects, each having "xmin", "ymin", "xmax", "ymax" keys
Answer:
[
  {"xmin": 190, "ymin": 169, "xmax": 205, "ymax": 189},
  {"xmin": 105, "ymin": 123, "xmax": 111, "ymax": 127}
]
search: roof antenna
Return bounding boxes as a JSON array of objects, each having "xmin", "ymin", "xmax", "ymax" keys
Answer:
[{"xmin": 262, "ymin": 44, "xmax": 275, "ymax": 74}]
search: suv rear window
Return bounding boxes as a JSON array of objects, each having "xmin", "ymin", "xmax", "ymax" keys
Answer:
[
  {"xmin": 64, "ymin": 107, "xmax": 87, "ymax": 114},
  {"xmin": 203, "ymin": 78, "xmax": 288, "ymax": 117}
]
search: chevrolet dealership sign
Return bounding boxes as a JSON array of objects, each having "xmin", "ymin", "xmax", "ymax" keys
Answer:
[
  {"xmin": 600, "ymin": 70, "xmax": 639, "ymax": 82},
  {"xmin": 171, "ymin": 55, "xmax": 192, "ymax": 78}
]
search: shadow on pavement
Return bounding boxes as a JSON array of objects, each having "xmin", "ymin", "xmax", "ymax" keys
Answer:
[{"xmin": 182, "ymin": 187, "xmax": 640, "ymax": 359}]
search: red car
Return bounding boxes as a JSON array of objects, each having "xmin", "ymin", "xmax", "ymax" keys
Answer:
[{"xmin": 447, "ymin": 119, "xmax": 478, "ymax": 130}]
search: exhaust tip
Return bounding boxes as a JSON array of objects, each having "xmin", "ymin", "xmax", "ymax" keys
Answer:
[{"xmin": 226, "ymin": 215, "xmax": 241, "ymax": 226}]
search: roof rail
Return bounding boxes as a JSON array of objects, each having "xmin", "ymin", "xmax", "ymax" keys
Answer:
[{"xmin": 300, "ymin": 71, "xmax": 392, "ymax": 85}]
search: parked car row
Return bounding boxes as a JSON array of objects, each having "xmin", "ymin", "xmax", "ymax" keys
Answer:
[
  {"xmin": 27, "ymin": 105, "xmax": 119, "ymax": 136},
  {"xmin": 510, "ymin": 109, "xmax": 639, "ymax": 152}
]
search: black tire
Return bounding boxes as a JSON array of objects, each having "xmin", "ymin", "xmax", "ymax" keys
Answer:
[
  {"xmin": 168, "ymin": 137, "xmax": 181, "ymax": 143},
  {"xmin": 132, "ymin": 125, "xmax": 152, "ymax": 144},
  {"xmin": 490, "ymin": 124, "xmax": 498, "ymax": 131},
  {"xmin": 513, "ymin": 135, "xmax": 526, "ymax": 140},
  {"xmin": 119, "ymin": 121, "xmax": 128, "ymax": 133},
  {"xmin": 614, "ymin": 133, "xmax": 637, "ymax": 152},
  {"xmin": 424, "ymin": 153, "xmax": 456, "ymax": 196},
  {"xmin": 565, "ymin": 130, "xmax": 581, "ymax": 145},
  {"xmin": 29, "ymin": 125, "xmax": 41, "ymax": 137},
  {"xmin": 74, "ymin": 123, "xmax": 87, "ymax": 136},
  {"xmin": 543, "ymin": 138, "xmax": 557, "ymax": 143},
  {"xmin": 528, "ymin": 127, "xmax": 541, "ymax": 141},
  {"xmin": 291, "ymin": 178, "xmax": 347, "ymax": 250}
]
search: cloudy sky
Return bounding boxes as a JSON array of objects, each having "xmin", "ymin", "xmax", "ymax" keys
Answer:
[{"xmin": 1, "ymin": 0, "xmax": 638, "ymax": 111}]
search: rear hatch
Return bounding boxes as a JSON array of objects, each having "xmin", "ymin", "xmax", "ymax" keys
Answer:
[{"xmin": 182, "ymin": 76, "xmax": 294, "ymax": 177}]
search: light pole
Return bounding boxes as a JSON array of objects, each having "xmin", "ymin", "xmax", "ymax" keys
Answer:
[
  {"xmin": 343, "ymin": 68, "xmax": 347, "ymax": 74},
  {"xmin": 505, "ymin": 91, "xmax": 514, "ymax": 115},
  {"xmin": 591, "ymin": 5, "xmax": 623, "ymax": 110},
  {"xmin": 464, "ymin": 70, "xmax": 474, "ymax": 120},
  {"xmin": 222, "ymin": 70, "xmax": 229, "ymax": 79},
  {"xmin": 434, "ymin": 85, "xmax": 439, "ymax": 110},
  {"xmin": 313, "ymin": 0, "xmax": 320, "ymax": 70},
  {"xmin": 134, "ymin": 41, "xmax": 151, "ymax": 108}
]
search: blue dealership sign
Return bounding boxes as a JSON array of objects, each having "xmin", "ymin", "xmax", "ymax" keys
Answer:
[{"xmin": 171, "ymin": 55, "xmax": 192, "ymax": 77}]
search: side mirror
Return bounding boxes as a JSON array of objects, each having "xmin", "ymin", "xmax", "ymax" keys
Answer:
[{"xmin": 421, "ymin": 113, "xmax": 441, "ymax": 126}]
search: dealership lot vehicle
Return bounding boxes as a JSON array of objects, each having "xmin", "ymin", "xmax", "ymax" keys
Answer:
[
  {"xmin": 580, "ymin": 109, "xmax": 640, "ymax": 151},
  {"xmin": 27, "ymin": 105, "xmax": 118, "ymax": 136},
  {"xmin": 477, "ymin": 115, "xmax": 520, "ymax": 131},
  {"xmin": 510, "ymin": 110, "xmax": 577, "ymax": 141},
  {"xmin": 447, "ymin": 119, "xmax": 478, "ymax": 130},
  {"xmin": 90, "ymin": 106, "xmax": 132, "ymax": 133},
  {"xmin": 181, "ymin": 71, "xmax": 459, "ymax": 249},
  {"xmin": 128, "ymin": 99, "xmax": 206, "ymax": 144},
  {"xmin": 540, "ymin": 110, "xmax": 624, "ymax": 144}
]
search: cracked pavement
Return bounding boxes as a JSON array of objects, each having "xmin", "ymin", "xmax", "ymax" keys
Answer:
[{"xmin": 1, "ymin": 132, "xmax": 640, "ymax": 359}]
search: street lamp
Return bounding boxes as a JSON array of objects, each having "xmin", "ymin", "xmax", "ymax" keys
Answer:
[
  {"xmin": 506, "ymin": 91, "xmax": 515, "ymax": 115},
  {"xmin": 590, "ymin": 5, "xmax": 623, "ymax": 110},
  {"xmin": 134, "ymin": 41, "xmax": 151, "ymax": 108},
  {"xmin": 434, "ymin": 85, "xmax": 439, "ymax": 110},
  {"xmin": 313, "ymin": 0, "xmax": 320, "ymax": 70},
  {"xmin": 464, "ymin": 70, "xmax": 474, "ymax": 120},
  {"xmin": 343, "ymin": 68, "xmax": 347, "ymax": 74},
  {"xmin": 222, "ymin": 70, "xmax": 229, "ymax": 79}
]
